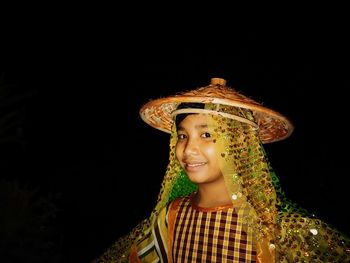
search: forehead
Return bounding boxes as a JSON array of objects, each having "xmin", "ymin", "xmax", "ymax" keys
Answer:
[{"xmin": 177, "ymin": 114, "xmax": 215, "ymax": 128}]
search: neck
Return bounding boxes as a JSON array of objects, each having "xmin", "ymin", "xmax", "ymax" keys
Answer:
[{"xmin": 192, "ymin": 185, "xmax": 231, "ymax": 208}]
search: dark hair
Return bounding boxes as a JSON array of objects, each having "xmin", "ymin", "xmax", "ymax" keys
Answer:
[{"xmin": 175, "ymin": 103, "xmax": 205, "ymax": 128}]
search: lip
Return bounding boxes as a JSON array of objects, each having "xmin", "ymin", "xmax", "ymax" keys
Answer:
[{"xmin": 184, "ymin": 162, "xmax": 207, "ymax": 172}]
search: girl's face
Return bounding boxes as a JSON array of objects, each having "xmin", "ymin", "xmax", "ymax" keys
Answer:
[{"xmin": 175, "ymin": 114, "xmax": 223, "ymax": 185}]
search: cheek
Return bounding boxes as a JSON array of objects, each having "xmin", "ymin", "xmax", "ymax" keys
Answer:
[
  {"xmin": 175, "ymin": 144, "xmax": 183, "ymax": 161},
  {"xmin": 203, "ymin": 144, "xmax": 217, "ymax": 159}
]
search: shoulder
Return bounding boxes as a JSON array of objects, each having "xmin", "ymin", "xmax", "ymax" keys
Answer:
[
  {"xmin": 167, "ymin": 196, "xmax": 191, "ymax": 213},
  {"xmin": 169, "ymin": 196, "xmax": 188, "ymax": 209},
  {"xmin": 159, "ymin": 196, "xmax": 190, "ymax": 227}
]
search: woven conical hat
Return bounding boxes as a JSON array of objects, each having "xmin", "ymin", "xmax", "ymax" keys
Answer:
[{"xmin": 140, "ymin": 78, "xmax": 293, "ymax": 143}]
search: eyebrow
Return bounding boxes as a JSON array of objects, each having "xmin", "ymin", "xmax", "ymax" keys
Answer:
[{"xmin": 178, "ymin": 123, "xmax": 210, "ymax": 131}]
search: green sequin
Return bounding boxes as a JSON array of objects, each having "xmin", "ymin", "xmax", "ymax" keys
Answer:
[{"xmin": 167, "ymin": 170, "xmax": 197, "ymax": 204}]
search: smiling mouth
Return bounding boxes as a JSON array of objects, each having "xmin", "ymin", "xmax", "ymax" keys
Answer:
[
  {"xmin": 186, "ymin": 162, "xmax": 206, "ymax": 167},
  {"xmin": 184, "ymin": 162, "xmax": 207, "ymax": 171}
]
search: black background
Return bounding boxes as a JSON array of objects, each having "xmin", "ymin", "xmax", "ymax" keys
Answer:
[{"xmin": 2, "ymin": 16, "xmax": 350, "ymax": 262}]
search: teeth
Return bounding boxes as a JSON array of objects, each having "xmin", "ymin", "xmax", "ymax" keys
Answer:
[{"xmin": 187, "ymin": 163, "xmax": 205, "ymax": 167}]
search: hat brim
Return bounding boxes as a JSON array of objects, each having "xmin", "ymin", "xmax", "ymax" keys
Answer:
[{"xmin": 139, "ymin": 87, "xmax": 294, "ymax": 144}]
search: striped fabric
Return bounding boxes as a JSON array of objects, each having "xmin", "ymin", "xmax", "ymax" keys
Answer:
[
  {"xmin": 172, "ymin": 196, "xmax": 256, "ymax": 263},
  {"xmin": 136, "ymin": 204, "xmax": 169, "ymax": 263}
]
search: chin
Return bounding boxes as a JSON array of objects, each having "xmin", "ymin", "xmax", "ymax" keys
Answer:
[{"xmin": 186, "ymin": 173, "xmax": 207, "ymax": 184}]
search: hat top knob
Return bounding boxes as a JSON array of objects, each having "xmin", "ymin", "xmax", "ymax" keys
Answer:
[{"xmin": 210, "ymin": 77, "xmax": 226, "ymax": 86}]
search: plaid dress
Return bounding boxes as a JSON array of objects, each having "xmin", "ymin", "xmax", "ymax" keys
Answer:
[{"xmin": 172, "ymin": 196, "xmax": 256, "ymax": 263}]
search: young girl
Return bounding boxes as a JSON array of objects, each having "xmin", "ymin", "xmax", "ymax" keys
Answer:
[{"xmin": 93, "ymin": 78, "xmax": 350, "ymax": 262}]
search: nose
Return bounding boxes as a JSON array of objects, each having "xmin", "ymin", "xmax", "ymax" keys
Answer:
[{"xmin": 183, "ymin": 137, "xmax": 199, "ymax": 156}]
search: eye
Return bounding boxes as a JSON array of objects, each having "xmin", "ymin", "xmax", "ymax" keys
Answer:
[
  {"xmin": 201, "ymin": 132, "xmax": 211, "ymax": 138},
  {"xmin": 178, "ymin": 134, "xmax": 187, "ymax": 140}
]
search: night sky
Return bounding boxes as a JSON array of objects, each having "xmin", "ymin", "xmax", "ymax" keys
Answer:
[{"xmin": 2, "ymin": 23, "xmax": 350, "ymax": 262}]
